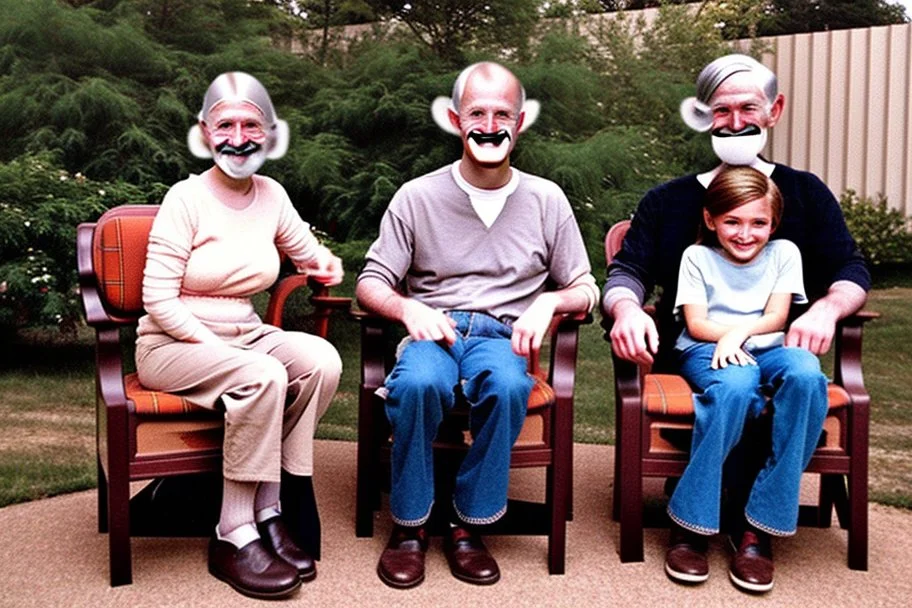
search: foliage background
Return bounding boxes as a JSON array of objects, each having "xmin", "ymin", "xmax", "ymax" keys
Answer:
[{"xmin": 0, "ymin": 0, "xmax": 909, "ymax": 334}]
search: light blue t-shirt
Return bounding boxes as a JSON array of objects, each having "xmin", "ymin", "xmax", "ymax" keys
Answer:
[{"xmin": 673, "ymin": 239, "xmax": 808, "ymax": 353}]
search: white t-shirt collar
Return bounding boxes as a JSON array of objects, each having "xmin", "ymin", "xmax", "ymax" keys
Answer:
[{"xmin": 451, "ymin": 161, "xmax": 520, "ymax": 228}]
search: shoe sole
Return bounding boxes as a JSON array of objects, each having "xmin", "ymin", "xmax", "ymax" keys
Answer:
[
  {"xmin": 664, "ymin": 562, "xmax": 709, "ymax": 584},
  {"xmin": 300, "ymin": 568, "xmax": 317, "ymax": 583},
  {"xmin": 377, "ymin": 564, "xmax": 425, "ymax": 590},
  {"xmin": 729, "ymin": 570, "xmax": 774, "ymax": 594},
  {"xmin": 209, "ymin": 567, "xmax": 302, "ymax": 600},
  {"xmin": 450, "ymin": 570, "xmax": 501, "ymax": 586}
]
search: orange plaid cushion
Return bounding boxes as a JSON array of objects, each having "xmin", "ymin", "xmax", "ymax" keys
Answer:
[
  {"xmin": 93, "ymin": 212, "xmax": 155, "ymax": 316},
  {"xmin": 527, "ymin": 372, "xmax": 555, "ymax": 412},
  {"xmin": 643, "ymin": 373, "xmax": 850, "ymax": 416},
  {"xmin": 124, "ymin": 373, "xmax": 208, "ymax": 415}
]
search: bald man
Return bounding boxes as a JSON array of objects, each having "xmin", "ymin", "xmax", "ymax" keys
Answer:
[{"xmin": 357, "ymin": 62, "xmax": 598, "ymax": 588}]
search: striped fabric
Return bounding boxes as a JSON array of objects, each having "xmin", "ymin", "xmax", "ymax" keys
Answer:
[
  {"xmin": 527, "ymin": 373, "xmax": 556, "ymax": 412},
  {"xmin": 642, "ymin": 373, "xmax": 851, "ymax": 416},
  {"xmin": 93, "ymin": 213, "xmax": 155, "ymax": 317},
  {"xmin": 124, "ymin": 373, "xmax": 207, "ymax": 415}
]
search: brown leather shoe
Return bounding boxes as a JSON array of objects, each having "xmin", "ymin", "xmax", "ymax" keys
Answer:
[
  {"xmin": 377, "ymin": 525, "xmax": 428, "ymax": 589},
  {"xmin": 664, "ymin": 524, "xmax": 709, "ymax": 584},
  {"xmin": 729, "ymin": 530, "xmax": 774, "ymax": 593},
  {"xmin": 208, "ymin": 536, "xmax": 301, "ymax": 600},
  {"xmin": 258, "ymin": 516, "xmax": 316, "ymax": 582},
  {"xmin": 443, "ymin": 527, "xmax": 500, "ymax": 585}
]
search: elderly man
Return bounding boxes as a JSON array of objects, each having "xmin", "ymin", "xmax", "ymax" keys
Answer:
[
  {"xmin": 356, "ymin": 62, "xmax": 598, "ymax": 588},
  {"xmin": 603, "ymin": 54, "xmax": 869, "ymax": 593}
]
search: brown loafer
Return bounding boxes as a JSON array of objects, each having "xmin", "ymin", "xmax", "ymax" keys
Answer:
[
  {"xmin": 443, "ymin": 527, "xmax": 500, "ymax": 585},
  {"xmin": 377, "ymin": 525, "xmax": 428, "ymax": 589},
  {"xmin": 258, "ymin": 516, "xmax": 317, "ymax": 582},
  {"xmin": 729, "ymin": 530, "xmax": 774, "ymax": 593},
  {"xmin": 664, "ymin": 524, "xmax": 709, "ymax": 584},
  {"xmin": 208, "ymin": 536, "xmax": 301, "ymax": 600}
]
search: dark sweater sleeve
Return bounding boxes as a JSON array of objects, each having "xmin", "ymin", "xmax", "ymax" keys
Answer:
[{"xmin": 792, "ymin": 171, "xmax": 871, "ymax": 295}]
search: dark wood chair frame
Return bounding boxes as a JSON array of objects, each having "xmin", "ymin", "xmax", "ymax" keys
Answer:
[
  {"xmin": 602, "ymin": 219, "xmax": 875, "ymax": 570},
  {"xmin": 354, "ymin": 310, "xmax": 589, "ymax": 575},
  {"xmin": 77, "ymin": 204, "xmax": 349, "ymax": 586}
]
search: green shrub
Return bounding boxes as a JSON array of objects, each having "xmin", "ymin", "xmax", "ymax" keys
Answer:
[
  {"xmin": 0, "ymin": 152, "xmax": 158, "ymax": 334},
  {"xmin": 840, "ymin": 189, "xmax": 912, "ymax": 267}
]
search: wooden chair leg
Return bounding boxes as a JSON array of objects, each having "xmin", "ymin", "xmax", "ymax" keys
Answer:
[
  {"xmin": 617, "ymin": 405, "xmax": 644, "ymax": 562},
  {"xmin": 97, "ymin": 455, "xmax": 108, "ymax": 534},
  {"xmin": 848, "ymin": 459, "xmax": 868, "ymax": 571},
  {"xmin": 355, "ymin": 388, "xmax": 378, "ymax": 538},
  {"xmin": 108, "ymin": 463, "xmax": 132, "ymax": 586}
]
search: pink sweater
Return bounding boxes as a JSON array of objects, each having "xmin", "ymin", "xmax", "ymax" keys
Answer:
[{"xmin": 138, "ymin": 174, "xmax": 323, "ymax": 343}]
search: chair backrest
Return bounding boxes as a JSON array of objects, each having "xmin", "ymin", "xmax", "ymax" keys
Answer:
[
  {"xmin": 90, "ymin": 204, "xmax": 159, "ymax": 320},
  {"xmin": 604, "ymin": 219, "xmax": 631, "ymax": 266}
]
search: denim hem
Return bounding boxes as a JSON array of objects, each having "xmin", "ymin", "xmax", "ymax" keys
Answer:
[
  {"xmin": 745, "ymin": 512, "xmax": 796, "ymax": 537},
  {"xmin": 453, "ymin": 500, "xmax": 507, "ymax": 526},
  {"xmin": 391, "ymin": 501, "xmax": 434, "ymax": 527},
  {"xmin": 667, "ymin": 507, "xmax": 717, "ymax": 536}
]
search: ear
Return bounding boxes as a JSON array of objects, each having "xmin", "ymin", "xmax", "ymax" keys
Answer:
[
  {"xmin": 767, "ymin": 93, "xmax": 785, "ymax": 128},
  {"xmin": 703, "ymin": 208, "xmax": 716, "ymax": 232},
  {"xmin": 447, "ymin": 107, "xmax": 460, "ymax": 132}
]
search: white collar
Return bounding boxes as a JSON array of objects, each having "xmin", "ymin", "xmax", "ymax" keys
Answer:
[
  {"xmin": 450, "ymin": 161, "xmax": 520, "ymax": 228},
  {"xmin": 697, "ymin": 159, "xmax": 775, "ymax": 189}
]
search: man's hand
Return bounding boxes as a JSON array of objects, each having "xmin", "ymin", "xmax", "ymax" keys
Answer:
[
  {"xmin": 609, "ymin": 298, "xmax": 659, "ymax": 365},
  {"xmin": 785, "ymin": 307, "xmax": 836, "ymax": 354},
  {"xmin": 401, "ymin": 299, "xmax": 457, "ymax": 346},
  {"xmin": 512, "ymin": 293, "xmax": 558, "ymax": 357}
]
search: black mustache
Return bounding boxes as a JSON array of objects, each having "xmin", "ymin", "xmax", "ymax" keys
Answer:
[
  {"xmin": 467, "ymin": 130, "xmax": 510, "ymax": 145},
  {"xmin": 711, "ymin": 125, "xmax": 761, "ymax": 138},
  {"xmin": 215, "ymin": 141, "xmax": 262, "ymax": 156}
]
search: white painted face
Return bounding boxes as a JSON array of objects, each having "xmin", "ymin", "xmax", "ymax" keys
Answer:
[
  {"xmin": 450, "ymin": 68, "xmax": 524, "ymax": 168},
  {"xmin": 708, "ymin": 71, "xmax": 779, "ymax": 165},
  {"xmin": 202, "ymin": 101, "xmax": 268, "ymax": 179}
]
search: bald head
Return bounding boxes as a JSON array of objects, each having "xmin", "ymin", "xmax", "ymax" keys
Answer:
[{"xmin": 452, "ymin": 62, "xmax": 525, "ymax": 114}]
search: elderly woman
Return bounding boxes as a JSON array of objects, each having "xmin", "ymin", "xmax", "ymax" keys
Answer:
[{"xmin": 135, "ymin": 72, "xmax": 343, "ymax": 599}]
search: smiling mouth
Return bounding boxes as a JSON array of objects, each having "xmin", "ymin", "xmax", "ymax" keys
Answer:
[{"xmin": 467, "ymin": 130, "xmax": 510, "ymax": 146}]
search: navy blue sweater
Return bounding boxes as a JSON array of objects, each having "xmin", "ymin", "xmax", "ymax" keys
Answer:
[{"xmin": 605, "ymin": 164, "xmax": 870, "ymax": 366}]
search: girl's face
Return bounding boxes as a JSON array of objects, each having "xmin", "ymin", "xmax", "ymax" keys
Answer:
[{"xmin": 703, "ymin": 196, "xmax": 774, "ymax": 264}]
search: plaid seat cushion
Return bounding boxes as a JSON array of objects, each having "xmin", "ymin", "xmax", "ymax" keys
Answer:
[
  {"xmin": 124, "ymin": 372, "xmax": 208, "ymax": 415},
  {"xmin": 643, "ymin": 373, "xmax": 850, "ymax": 416}
]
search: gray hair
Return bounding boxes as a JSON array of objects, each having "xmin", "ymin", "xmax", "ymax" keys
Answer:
[
  {"xmin": 187, "ymin": 71, "xmax": 289, "ymax": 160},
  {"xmin": 680, "ymin": 54, "xmax": 778, "ymax": 132}
]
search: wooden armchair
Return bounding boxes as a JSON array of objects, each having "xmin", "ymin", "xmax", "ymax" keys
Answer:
[
  {"xmin": 354, "ymin": 310, "xmax": 590, "ymax": 574},
  {"xmin": 76, "ymin": 204, "xmax": 350, "ymax": 586},
  {"xmin": 602, "ymin": 219, "xmax": 874, "ymax": 570}
]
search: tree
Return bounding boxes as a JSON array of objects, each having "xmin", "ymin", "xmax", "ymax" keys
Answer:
[
  {"xmin": 367, "ymin": 0, "xmax": 540, "ymax": 63},
  {"xmin": 759, "ymin": 0, "xmax": 907, "ymax": 35}
]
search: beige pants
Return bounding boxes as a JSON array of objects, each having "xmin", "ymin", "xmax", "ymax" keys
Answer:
[{"xmin": 136, "ymin": 325, "xmax": 341, "ymax": 482}]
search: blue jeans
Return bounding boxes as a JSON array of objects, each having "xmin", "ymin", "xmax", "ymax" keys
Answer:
[
  {"xmin": 384, "ymin": 311, "xmax": 531, "ymax": 526},
  {"xmin": 668, "ymin": 343, "xmax": 828, "ymax": 536}
]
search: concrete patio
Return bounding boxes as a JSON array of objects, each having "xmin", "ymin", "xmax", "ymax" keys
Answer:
[{"xmin": 1, "ymin": 440, "xmax": 909, "ymax": 607}]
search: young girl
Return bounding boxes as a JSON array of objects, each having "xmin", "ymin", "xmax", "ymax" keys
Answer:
[{"xmin": 663, "ymin": 166, "xmax": 829, "ymax": 593}]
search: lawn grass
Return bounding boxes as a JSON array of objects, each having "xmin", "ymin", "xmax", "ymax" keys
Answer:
[{"xmin": 0, "ymin": 287, "xmax": 910, "ymax": 509}]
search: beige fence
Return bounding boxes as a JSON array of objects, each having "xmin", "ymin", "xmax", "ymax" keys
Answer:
[{"xmin": 759, "ymin": 23, "xmax": 912, "ymax": 216}]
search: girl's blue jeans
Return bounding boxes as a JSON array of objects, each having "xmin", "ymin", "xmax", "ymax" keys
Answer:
[
  {"xmin": 668, "ymin": 342, "xmax": 828, "ymax": 536},
  {"xmin": 383, "ymin": 311, "xmax": 531, "ymax": 527}
]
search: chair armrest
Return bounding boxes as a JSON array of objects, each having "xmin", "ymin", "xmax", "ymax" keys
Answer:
[
  {"xmin": 355, "ymin": 311, "xmax": 391, "ymax": 393},
  {"xmin": 263, "ymin": 274, "xmax": 352, "ymax": 331},
  {"xmin": 833, "ymin": 309, "xmax": 879, "ymax": 402}
]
